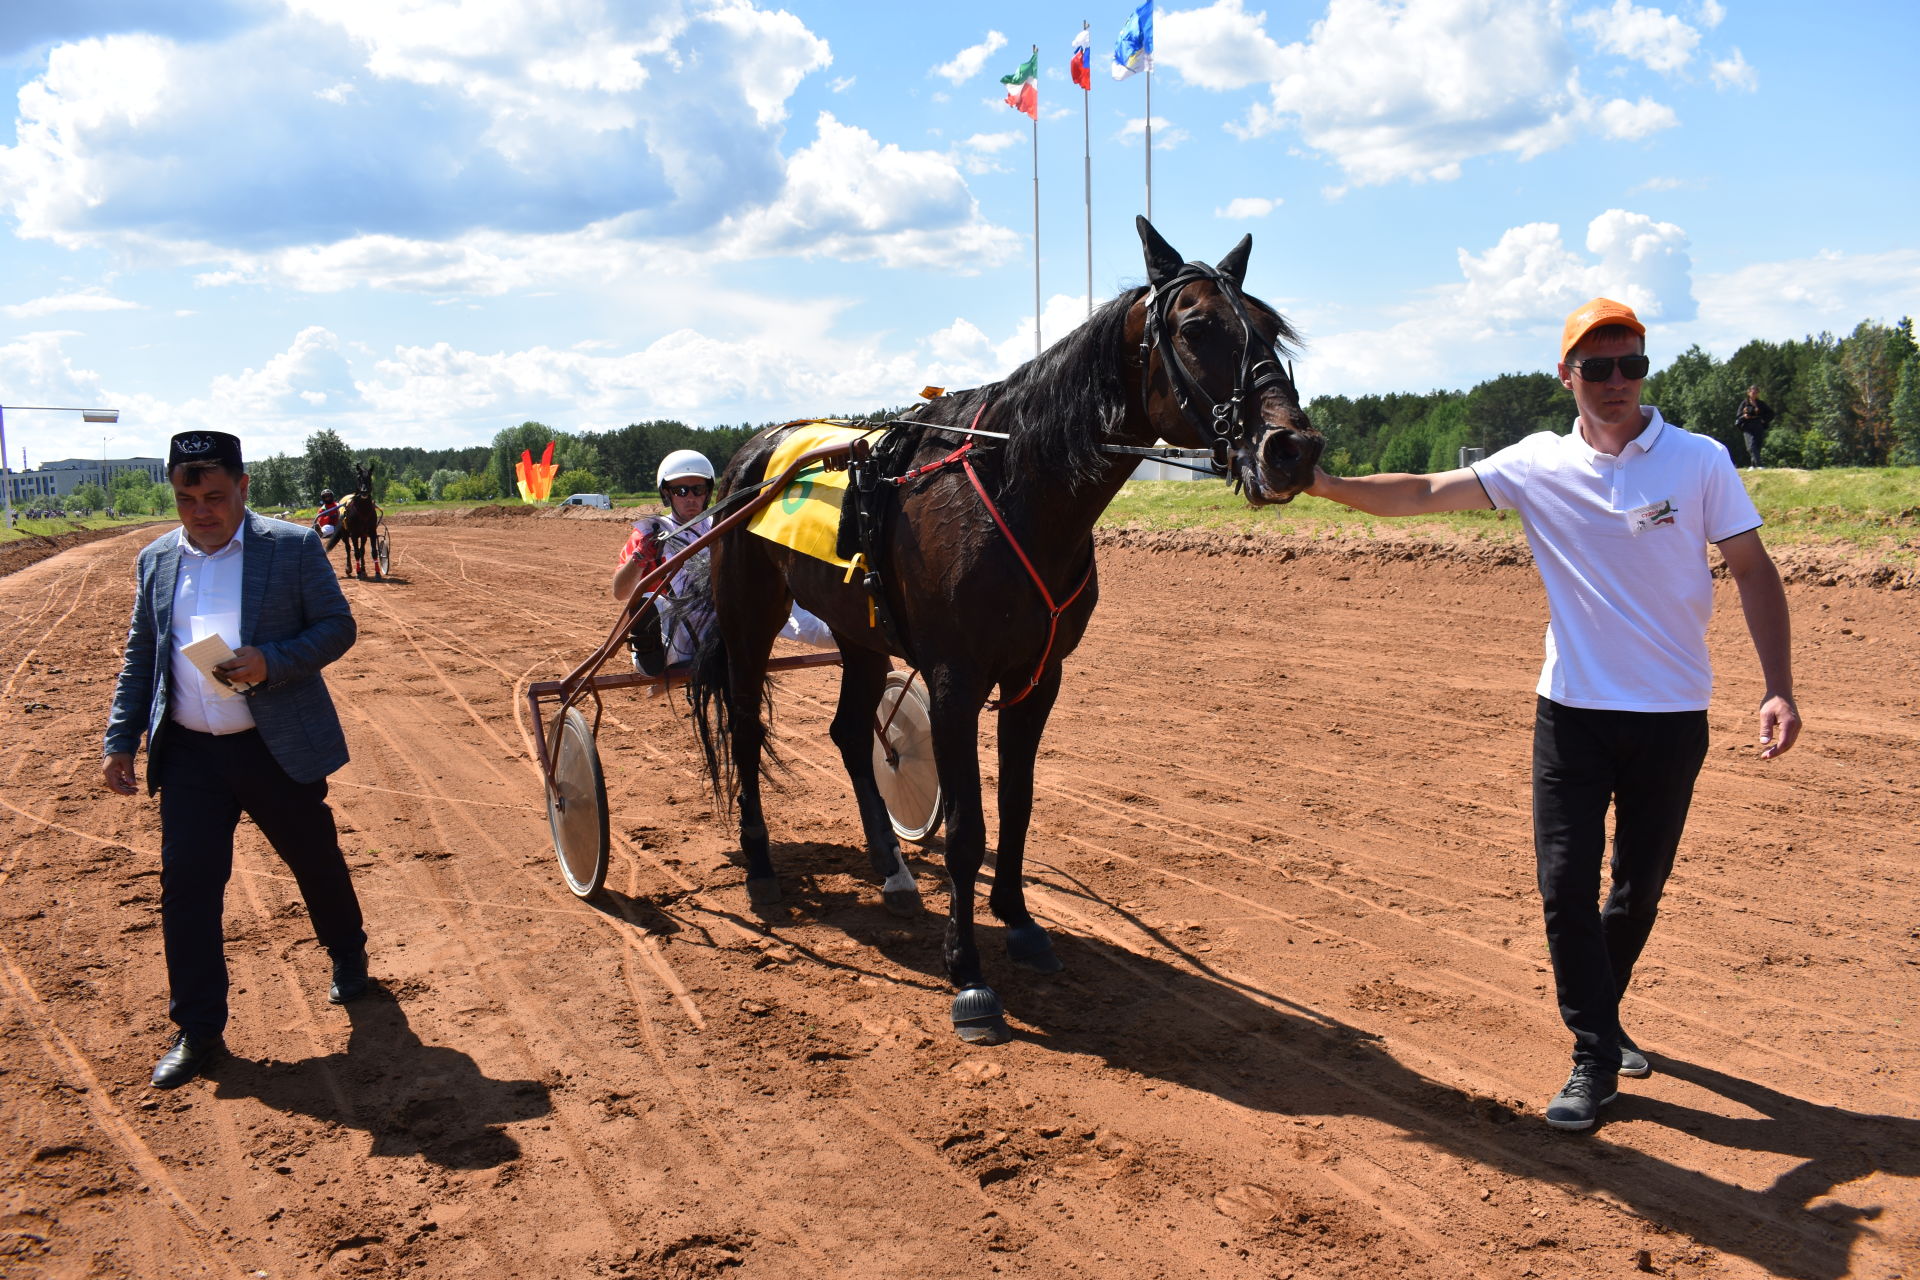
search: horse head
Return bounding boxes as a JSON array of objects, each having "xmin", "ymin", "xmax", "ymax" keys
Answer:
[
  {"xmin": 352, "ymin": 463, "xmax": 373, "ymax": 499},
  {"xmin": 1132, "ymin": 217, "xmax": 1322, "ymax": 506}
]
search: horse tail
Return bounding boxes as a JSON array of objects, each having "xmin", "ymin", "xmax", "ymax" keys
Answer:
[
  {"xmin": 684, "ymin": 610, "xmax": 784, "ymax": 811},
  {"xmin": 686, "ymin": 624, "xmax": 735, "ymax": 806}
]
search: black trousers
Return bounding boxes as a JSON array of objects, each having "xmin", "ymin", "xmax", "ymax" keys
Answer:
[
  {"xmin": 156, "ymin": 726, "xmax": 366, "ymax": 1039},
  {"xmin": 1532, "ymin": 697, "xmax": 1708, "ymax": 1073}
]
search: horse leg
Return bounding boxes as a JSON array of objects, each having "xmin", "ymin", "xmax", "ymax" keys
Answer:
[
  {"xmin": 991, "ymin": 666, "xmax": 1066, "ymax": 974},
  {"xmin": 924, "ymin": 686, "xmax": 1007, "ymax": 1043},
  {"xmin": 713, "ymin": 552, "xmax": 794, "ymax": 909},
  {"xmin": 829, "ymin": 648, "xmax": 920, "ymax": 918}
]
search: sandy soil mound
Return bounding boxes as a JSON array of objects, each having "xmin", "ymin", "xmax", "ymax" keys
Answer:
[{"xmin": 3, "ymin": 517, "xmax": 1915, "ymax": 1279}]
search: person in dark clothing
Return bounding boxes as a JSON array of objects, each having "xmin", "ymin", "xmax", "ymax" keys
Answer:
[
  {"xmin": 1734, "ymin": 385, "xmax": 1774, "ymax": 468},
  {"xmin": 103, "ymin": 431, "xmax": 370, "ymax": 1090}
]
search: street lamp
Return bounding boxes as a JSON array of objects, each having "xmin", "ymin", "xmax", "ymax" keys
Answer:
[{"xmin": 0, "ymin": 404, "xmax": 121, "ymax": 527}]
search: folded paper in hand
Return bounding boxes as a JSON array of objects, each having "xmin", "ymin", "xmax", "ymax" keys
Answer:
[{"xmin": 179, "ymin": 634, "xmax": 256, "ymax": 697}]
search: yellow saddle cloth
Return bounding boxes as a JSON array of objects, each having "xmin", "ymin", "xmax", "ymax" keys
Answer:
[{"xmin": 746, "ymin": 422, "xmax": 870, "ymax": 570}]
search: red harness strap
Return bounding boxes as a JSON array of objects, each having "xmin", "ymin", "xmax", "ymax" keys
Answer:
[
  {"xmin": 885, "ymin": 399, "xmax": 1093, "ymax": 711},
  {"xmin": 960, "ymin": 455, "xmax": 1095, "ymax": 711}
]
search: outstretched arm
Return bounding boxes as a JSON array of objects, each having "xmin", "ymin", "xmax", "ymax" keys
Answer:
[
  {"xmin": 1717, "ymin": 529, "xmax": 1800, "ymax": 759},
  {"xmin": 1305, "ymin": 465, "xmax": 1494, "ymax": 517}
]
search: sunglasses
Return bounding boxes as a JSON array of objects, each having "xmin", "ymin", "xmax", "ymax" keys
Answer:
[
  {"xmin": 1569, "ymin": 354, "xmax": 1651, "ymax": 382},
  {"xmin": 666, "ymin": 483, "xmax": 710, "ymax": 498}
]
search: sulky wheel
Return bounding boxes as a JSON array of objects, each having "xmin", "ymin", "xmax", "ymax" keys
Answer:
[
  {"xmin": 546, "ymin": 706, "xmax": 609, "ymax": 899},
  {"xmin": 872, "ymin": 670, "xmax": 941, "ymax": 842},
  {"xmin": 374, "ymin": 525, "xmax": 392, "ymax": 579}
]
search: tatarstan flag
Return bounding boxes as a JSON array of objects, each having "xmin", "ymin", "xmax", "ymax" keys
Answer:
[{"xmin": 1000, "ymin": 47, "xmax": 1038, "ymax": 119}]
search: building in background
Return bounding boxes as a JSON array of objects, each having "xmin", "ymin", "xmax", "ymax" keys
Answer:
[{"xmin": 1, "ymin": 456, "xmax": 166, "ymax": 504}]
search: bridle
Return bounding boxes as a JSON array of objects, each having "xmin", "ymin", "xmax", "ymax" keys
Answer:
[{"xmin": 1138, "ymin": 262, "xmax": 1299, "ymax": 486}]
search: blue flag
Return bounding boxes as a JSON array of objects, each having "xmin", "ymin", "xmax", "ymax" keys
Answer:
[{"xmin": 1112, "ymin": 1, "xmax": 1153, "ymax": 81}]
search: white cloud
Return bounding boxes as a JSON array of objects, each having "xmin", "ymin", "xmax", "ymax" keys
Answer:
[
  {"xmin": 2, "ymin": 289, "xmax": 144, "ymax": 318},
  {"xmin": 717, "ymin": 113, "xmax": 1020, "ymax": 272},
  {"xmin": 1695, "ymin": 249, "xmax": 1920, "ymax": 351},
  {"xmin": 830, "ymin": 75, "xmax": 855, "ymax": 93},
  {"xmin": 1695, "ymin": 0, "xmax": 1726, "ymax": 28},
  {"xmin": 1159, "ymin": 0, "xmax": 1289, "ymax": 90},
  {"xmin": 0, "ymin": 330, "xmax": 113, "ymax": 414},
  {"xmin": 1709, "ymin": 47, "xmax": 1757, "ymax": 91},
  {"xmin": 205, "ymin": 325, "xmax": 365, "ymax": 417},
  {"xmin": 1572, "ymin": 0, "xmax": 1701, "ymax": 73},
  {"xmin": 1597, "ymin": 96, "xmax": 1679, "ymax": 139},
  {"xmin": 0, "ymin": 4, "xmax": 833, "ymax": 257},
  {"xmin": 1299, "ymin": 210, "xmax": 1695, "ymax": 393},
  {"xmin": 1117, "ymin": 117, "xmax": 1190, "ymax": 150},
  {"xmin": 1216, "ymin": 197, "xmax": 1282, "ymax": 219},
  {"xmin": 1225, "ymin": 0, "xmax": 1593, "ymax": 186},
  {"xmin": 933, "ymin": 30, "xmax": 1007, "ymax": 84},
  {"xmin": 1630, "ymin": 176, "xmax": 1688, "ymax": 193}
]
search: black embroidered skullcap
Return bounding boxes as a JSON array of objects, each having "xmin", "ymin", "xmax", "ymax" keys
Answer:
[{"xmin": 168, "ymin": 431, "xmax": 244, "ymax": 471}]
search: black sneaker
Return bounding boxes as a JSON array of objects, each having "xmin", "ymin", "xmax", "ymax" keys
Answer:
[
  {"xmin": 1619, "ymin": 1032, "xmax": 1650, "ymax": 1078},
  {"xmin": 1545, "ymin": 1065, "xmax": 1618, "ymax": 1131}
]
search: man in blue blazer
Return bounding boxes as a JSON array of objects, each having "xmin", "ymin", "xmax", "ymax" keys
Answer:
[{"xmin": 103, "ymin": 430, "xmax": 371, "ymax": 1089}]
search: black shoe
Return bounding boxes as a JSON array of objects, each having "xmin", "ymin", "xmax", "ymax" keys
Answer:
[
  {"xmin": 1544, "ymin": 1065, "xmax": 1618, "ymax": 1131},
  {"xmin": 151, "ymin": 1032, "xmax": 225, "ymax": 1089},
  {"xmin": 328, "ymin": 948, "xmax": 370, "ymax": 1004},
  {"xmin": 1619, "ymin": 1031, "xmax": 1651, "ymax": 1079}
]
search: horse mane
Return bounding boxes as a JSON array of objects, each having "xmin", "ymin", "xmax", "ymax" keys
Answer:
[
  {"xmin": 994, "ymin": 287, "xmax": 1147, "ymax": 496},
  {"xmin": 903, "ymin": 275, "xmax": 1300, "ymax": 499}
]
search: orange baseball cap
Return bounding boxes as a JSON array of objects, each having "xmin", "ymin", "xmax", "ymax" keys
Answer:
[{"xmin": 1560, "ymin": 297, "xmax": 1646, "ymax": 361}]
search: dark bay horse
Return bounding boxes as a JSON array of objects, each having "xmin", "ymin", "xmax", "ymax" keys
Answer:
[
  {"xmin": 340, "ymin": 463, "xmax": 381, "ymax": 579},
  {"xmin": 689, "ymin": 218, "xmax": 1322, "ymax": 1043}
]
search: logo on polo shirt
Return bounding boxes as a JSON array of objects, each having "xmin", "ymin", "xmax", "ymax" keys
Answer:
[{"xmin": 1627, "ymin": 498, "xmax": 1678, "ymax": 534}]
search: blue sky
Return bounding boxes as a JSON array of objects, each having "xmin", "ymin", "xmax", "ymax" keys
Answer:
[{"xmin": 2, "ymin": 0, "xmax": 1915, "ymax": 469}]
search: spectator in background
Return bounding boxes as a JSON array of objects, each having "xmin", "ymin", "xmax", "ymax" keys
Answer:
[{"xmin": 1734, "ymin": 385, "xmax": 1774, "ymax": 468}]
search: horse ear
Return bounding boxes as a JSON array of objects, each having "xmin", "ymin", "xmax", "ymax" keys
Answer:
[
  {"xmin": 1216, "ymin": 234, "xmax": 1252, "ymax": 287},
  {"xmin": 1137, "ymin": 215, "xmax": 1184, "ymax": 288}
]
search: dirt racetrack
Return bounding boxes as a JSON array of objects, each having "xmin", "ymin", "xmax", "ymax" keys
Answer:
[{"xmin": 4, "ymin": 510, "xmax": 1916, "ymax": 1280}]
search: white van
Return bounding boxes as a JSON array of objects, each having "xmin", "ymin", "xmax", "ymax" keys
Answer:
[{"xmin": 562, "ymin": 493, "xmax": 612, "ymax": 509}]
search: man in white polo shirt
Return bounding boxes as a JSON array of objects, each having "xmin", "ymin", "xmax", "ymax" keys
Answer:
[{"xmin": 1304, "ymin": 298, "xmax": 1800, "ymax": 1132}]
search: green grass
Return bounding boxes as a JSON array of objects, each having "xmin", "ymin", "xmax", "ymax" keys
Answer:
[
  {"xmin": 1098, "ymin": 467, "xmax": 1920, "ymax": 562},
  {"xmin": 0, "ymin": 511, "xmax": 164, "ymax": 545}
]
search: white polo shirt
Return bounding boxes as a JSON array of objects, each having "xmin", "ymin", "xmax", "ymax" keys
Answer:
[
  {"xmin": 1471, "ymin": 409, "xmax": 1761, "ymax": 712},
  {"xmin": 168, "ymin": 523, "xmax": 259, "ymax": 735}
]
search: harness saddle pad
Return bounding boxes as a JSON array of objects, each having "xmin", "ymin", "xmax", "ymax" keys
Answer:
[{"xmin": 745, "ymin": 422, "xmax": 867, "ymax": 570}]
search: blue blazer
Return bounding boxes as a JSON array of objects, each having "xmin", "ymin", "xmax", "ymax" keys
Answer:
[{"xmin": 104, "ymin": 511, "xmax": 357, "ymax": 790}]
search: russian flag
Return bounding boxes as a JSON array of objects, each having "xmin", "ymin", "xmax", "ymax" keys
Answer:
[{"xmin": 1070, "ymin": 28, "xmax": 1092, "ymax": 91}]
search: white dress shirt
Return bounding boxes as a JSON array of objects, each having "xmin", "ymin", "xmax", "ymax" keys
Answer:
[{"xmin": 168, "ymin": 523, "xmax": 258, "ymax": 734}]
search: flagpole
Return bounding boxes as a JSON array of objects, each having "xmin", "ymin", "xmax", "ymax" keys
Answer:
[
  {"xmin": 1082, "ymin": 21, "xmax": 1092, "ymax": 320},
  {"xmin": 1144, "ymin": 63, "xmax": 1152, "ymax": 223},
  {"xmin": 1030, "ymin": 46, "xmax": 1041, "ymax": 361}
]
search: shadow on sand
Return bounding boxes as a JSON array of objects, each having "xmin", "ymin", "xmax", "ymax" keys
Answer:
[
  {"xmin": 699, "ymin": 836, "xmax": 1914, "ymax": 1280},
  {"xmin": 213, "ymin": 985, "xmax": 551, "ymax": 1169}
]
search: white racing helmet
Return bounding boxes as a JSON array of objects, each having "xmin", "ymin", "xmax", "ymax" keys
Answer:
[{"xmin": 656, "ymin": 449, "xmax": 715, "ymax": 488}]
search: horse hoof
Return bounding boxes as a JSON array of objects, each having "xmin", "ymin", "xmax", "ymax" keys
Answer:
[
  {"xmin": 746, "ymin": 876, "xmax": 783, "ymax": 906},
  {"xmin": 952, "ymin": 985, "xmax": 1011, "ymax": 1045},
  {"xmin": 1005, "ymin": 924, "xmax": 1064, "ymax": 974},
  {"xmin": 881, "ymin": 886, "xmax": 922, "ymax": 918}
]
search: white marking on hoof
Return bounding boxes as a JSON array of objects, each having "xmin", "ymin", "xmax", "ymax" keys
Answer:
[{"xmin": 882, "ymin": 866, "xmax": 917, "ymax": 897}]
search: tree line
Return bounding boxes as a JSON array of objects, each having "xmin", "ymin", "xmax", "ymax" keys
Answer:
[
  {"xmin": 1312, "ymin": 317, "xmax": 1918, "ymax": 475},
  {"xmin": 224, "ymin": 313, "xmax": 1915, "ymax": 514},
  {"xmin": 241, "ymin": 409, "xmax": 904, "ymax": 510}
]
